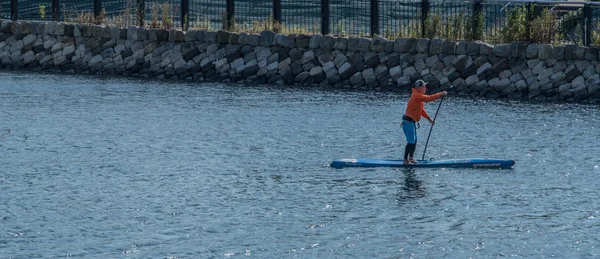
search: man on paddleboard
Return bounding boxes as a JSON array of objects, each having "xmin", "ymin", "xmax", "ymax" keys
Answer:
[{"xmin": 402, "ymin": 80, "xmax": 447, "ymax": 164}]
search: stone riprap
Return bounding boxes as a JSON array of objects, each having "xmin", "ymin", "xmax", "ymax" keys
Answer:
[{"xmin": 1, "ymin": 20, "xmax": 600, "ymax": 103}]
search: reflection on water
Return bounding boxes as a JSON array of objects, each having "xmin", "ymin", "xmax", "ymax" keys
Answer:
[{"xmin": 396, "ymin": 168, "xmax": 425, "ymax": 203}]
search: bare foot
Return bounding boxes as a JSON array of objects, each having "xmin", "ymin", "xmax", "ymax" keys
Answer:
[
  {"xmin": 409, "ymin": 157, "xmax": 417, "ymax": 163},
  {"xmin": 403, "ymin": 159, "xmax": 412, "ymax": 165}
]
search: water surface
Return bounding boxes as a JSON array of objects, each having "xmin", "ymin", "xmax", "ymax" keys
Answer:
[{"xmin": 1, "ymin": 71, "xmax": 599, "ymax": 258}]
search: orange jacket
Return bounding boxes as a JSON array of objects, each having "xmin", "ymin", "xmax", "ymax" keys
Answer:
[{"xmin": 404, "ymin": 88, "xmax": 444, "ymax": 122}]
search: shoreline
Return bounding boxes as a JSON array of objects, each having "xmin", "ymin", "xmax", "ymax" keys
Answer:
[{"xmin": 1, "ymin": 19, "xmax": 599, "ymax": 104}]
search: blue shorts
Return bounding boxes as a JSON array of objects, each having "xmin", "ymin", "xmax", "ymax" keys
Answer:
[{"xmin": 402, "ymin": 120, "xmax": 417, "ymax": 144}]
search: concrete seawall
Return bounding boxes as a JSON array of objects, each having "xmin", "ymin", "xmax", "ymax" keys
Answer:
[{"xmin": 1, "ymin": 19, "xmax": 600, "ymax": 103}]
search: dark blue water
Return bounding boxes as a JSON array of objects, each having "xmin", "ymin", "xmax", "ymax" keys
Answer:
[{"xmin": 1, "ymin": 71, "xmax": 599, "ymax": 258}]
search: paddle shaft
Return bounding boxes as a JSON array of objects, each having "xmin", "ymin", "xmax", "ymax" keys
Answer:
[{"xmin": 421, "ymin": 95, "xmax": 445, "ymax": 160}]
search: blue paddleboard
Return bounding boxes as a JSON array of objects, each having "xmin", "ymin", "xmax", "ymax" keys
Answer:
[{"xmin": 330, "ymin": 158, "xmax": 515, "ymax": 169}]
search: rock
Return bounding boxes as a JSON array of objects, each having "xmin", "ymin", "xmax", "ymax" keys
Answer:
[
  {"xmin": 480, "ymin": 42, "xmax": 493, "ymax": 55},
  {"xmin": 309, "ymin": 66, "xmax": 323, "ymax": 76},
  {"xmin": 370, "ymin": 36, "xmax": 386, "ymax": 52},
  {"xmin": 246, "ymin": 34, "xmax": 261, "ymax": 46},
  {"xmin": 414, "ymin": 59, "xmax": 426, "ymax": 72},
  {"xmin": 525, "ymin": 44, "xmax": 538, "ymax": 59},
  {"xmin": 296, "ymin": 34, "xmax": 310, "ymax": 49},
  {"xmin": 416, "ymin": 38, "xmax": 430, "ymax": 53},
  {"xmin": 227, "ymin": 55, "xmax": 244, "ymax": 69},
  {"xmin": 22, "ymin": 34, "xmax": 37, "ymax": 47},
  {"xmin": 364, "ymin": 52, "xmax": 379, "ymax": 68},
  {"xmin": 260, "ymin": 30, "xmax": 275, "ymax": 46},
  {"xmin": 537, "ymin": 44, "xmax": 553, "ymax": 60},
  {"xmin": 551, "ymin": 72, "xmax": 566, "ymax": 84},
  {"xmin": 465, "ymin": 75, "xmax": 479, "ymax": 86},
  {"xmin": 429, "ymin": 39, "xmax": 442, "ymax": 55},
  {"xmin": 389, "ymin": 65, "xmax": 403, "ymax": 80},
  {"xmin": 537, "ymin": 67, "xmax": 554, "ymax": 81},
  {"xmin": 552, "ymin": 46, "xmax": 565, "ymax": 60},
  {"xmin": 295, "ymin": 71, "xmax": 310, "ymax": 82},
  {"xmin": 397, "ymin": 76, "xmax": 411, "ymax": 87},
  {"xmin": 216, "ymin": 30, "xmax": 230, "ymax": 44},
  {"xmin": 394, "ymin": 38, "xmax": 417, "ymax": 53},
  {"xmin": 302, "ymin": 50, "xmax": 315, "ymax": 64},
  {"xmin": 456, "ymin": 42, "xmax": 467, "ymax": 55},
  {"xmin": 477, "ymin": 62, "xmax": 492, "ymax": 76},
  {"xmin": 318, "ymin": 52, "xmax": 333, "ymax": 65},
  {"xmin": 334, "ymin": 54, "xmax": 348, "ymax": 68},
  {"xmin": 441, "ymin": 40, "xmax": 457, "ymax": 55},
  {"xmin": 334, "ymin": 37, "xmax": 347, "ymax": 50},
  {"xmin": 338, "ymin": 62, "xmax": 354, "ymax": 79},
  {"xmin": 316, "ymin": 35, "xmax": 333, "ymax": 50},
  {"xmin": 403, "ymin": 66, "xmax": 417, "ymax": 77},
  {"xmin": 583, "ymin": 66, "xmax": 595, "ymax": 79},
  {"xmin": 515, "ymin": 80, "xmax": 528, "ymax": 91},
  {"xmin": 493, "ymin": 43, "xmax": 511, "ymax": 57},
  {"xmin": 565, "ymin": 64, "xmax": 581, "ymax": 82},
  {"xmin": 571, "ymin": 75, "xmax": 585, "ymax": 89},
  {"xmin": 588, "ymin": 78, "xmax": 600, "ymax": 95},
  {"xmin": 573, "ymin": 46, "xmax": 586, "ymax": 60},
  {"xmin": 499, "ymin": 70, "xmax": 512, "ymax": 79},
  {"xmin": 348, "ymin": 37, "xmax": 370, "ymax": 53},
  {"xmin": 88, "ymin": 55, "xmax": 103, "ymax": 67},
  {"xmin": 349, "ymin": 72, "xmax": 364, "ymax": 86},
  {"xmin": 532, "ymin": 61, "xmax": 550, "ymax": 78},
  {"xmin": 362, "ymin": 68, "xmax": 376, "ymax": 84},
  {"xmin": 424, "ymin": 55, "xmax": 438, "ymax": 68},
  {"xmin": 575, "ymin": 60, "xmax": 590, "ymax": 73},
  {"xmin": 586, "ymin": 47, "xmax": 599, "ymax": 61},
  {"xmin": 510, "ymin": 73, "xmax": 523, "ymax": 83},
  {"xmin": 309, "ymin": 34, "xmax": 322, "ymax": 49},
  {"xmin": 453, "ymin": 55, "xmax": 473, "ymax": 71}
]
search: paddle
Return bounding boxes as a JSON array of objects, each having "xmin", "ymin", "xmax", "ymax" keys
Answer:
[{"xmin": 421, "ymin": 88, "xmax": 449, "ymax": 161}]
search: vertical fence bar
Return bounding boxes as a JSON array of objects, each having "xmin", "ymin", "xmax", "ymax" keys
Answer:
[
  {"xmin": 273, "ymin": 0, "xmax": 282, "ymax": 32},
  {"xmin": 370, "ymin": 0, "xmax": 378, "ymax": 37},
  {"xmin": 321, "ymin": 0, "xmax": 330, "ymax": 35},
  {"xmin": 226, "ymin": 0, "xmax": 235, "ymax": 30},
  {"xmin": 526, "ymin": 1, "xmax": 535, "ymax": 42},
  {"xmin": 52, "ymin": 0, "xmax": 60, "ymax": 21},
  {"xmin": 137, "ymin": 0, "xmax": 145, "ymax": 27},
  {"xmin": 473, "ymin": 0, "xmax": 483, "ymax": 40},
  {"xmin": 10, "ymin": 0, "xmax": 18, "ymax": 21},
  {"xmin": 182, "ymin": 0, "xmax": 189, "ymax": 30},
  {"xmin": 421, "ymin": 0, "xmax": 429, "ymax": 37},
  {"xmin": 583, "ymin": 3, "xmax": 592, "ymax": 46},
  {"xmin": 94, "ymin": 0, "xmax": 102, "ymax": 18}
]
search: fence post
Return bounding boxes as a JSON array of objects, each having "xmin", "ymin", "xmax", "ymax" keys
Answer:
[
  {"xmin": 137, "ymin": 0, "xmax": 145, "ymax": 27},
  {"xmin": 94, "ymin": 0, "xmax": 102, "ymax": 18},
  {"xmin": 52, "ymin": 0, "xmax": 60, "ymax": 21},
  {"xmin": 321, "ymin": 0, "xmax": 330, "ymax": 35},
  {"xmin": 273, "ymin": 0, "xmax": 282, "ymax": 32},
  {"xmin": 526, "ymin": 1, "xmax": 535, "ymax": 42},
  {"xmin": 182, "ymin": 0, "xmax": 189, "ymax": 30},
  {"xmin": 370, "ymin": 0, "xmax": 379, "ymax": 37},
  {"xmin": 421, "ymin": 0, "xmax": 429, "ymax": 38},
  {"xmin": 583, "ymin": 3, "xmax": 592, "ymax": 46},
  {"xmin": 472, "ymin": 0, "xmax": 483, "ymax": 41},
  {"xmin": 10, "ymin": 0, "xmax": 18, "ymax": 21},
  {"xmin": 226, "ymin": 0, "xmax": 235, "ymax": 30}
]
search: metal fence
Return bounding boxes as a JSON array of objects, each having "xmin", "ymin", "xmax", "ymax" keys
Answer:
[{"xmin": 2, "ymin": 0, "xmax": 600, "ymax": 46}]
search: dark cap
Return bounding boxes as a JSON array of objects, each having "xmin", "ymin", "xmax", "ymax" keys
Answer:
[{"xmin": 414, "ymin": 79, "xmax": 427, "ymax": 88}]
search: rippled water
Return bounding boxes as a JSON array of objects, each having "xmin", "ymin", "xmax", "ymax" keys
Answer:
[{"xmin": 1, "ymin": 71, "xmax": 599, "ymax": 258}]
